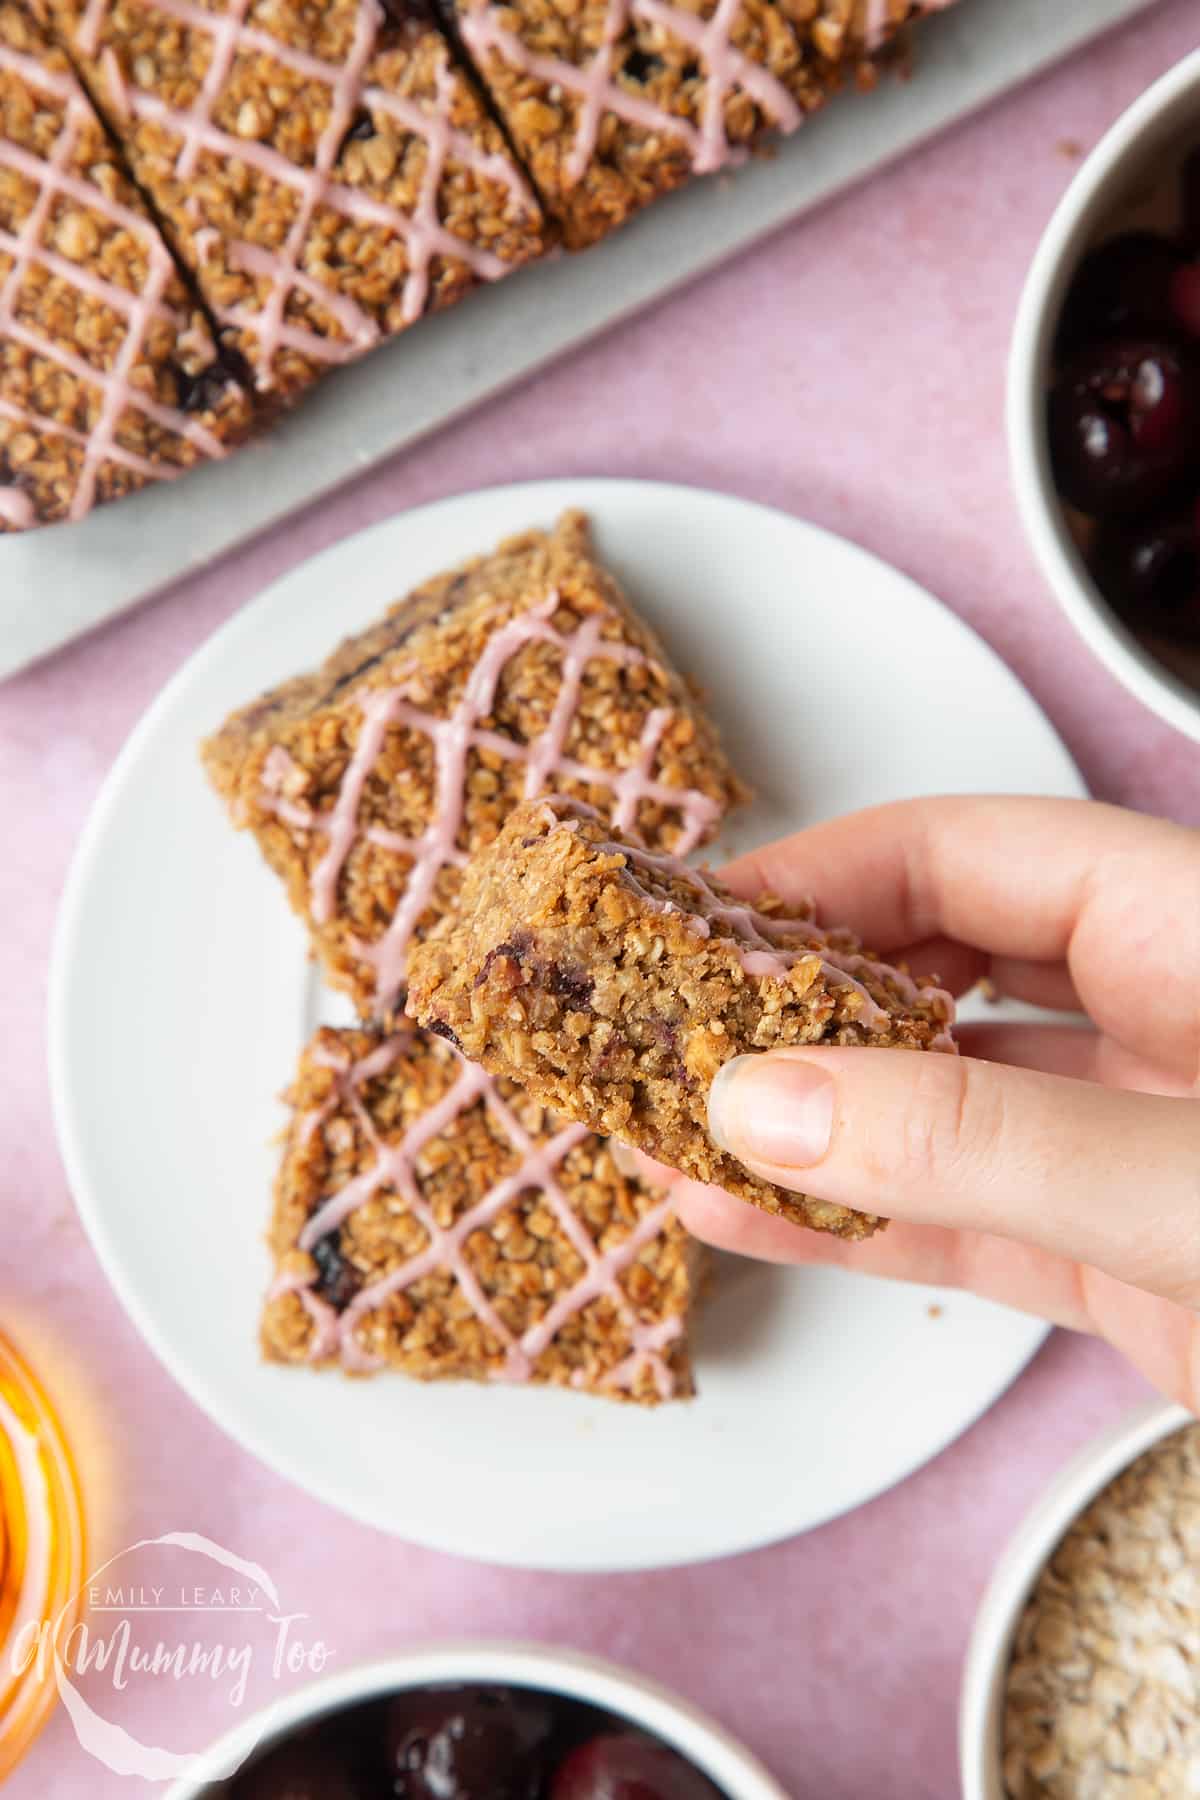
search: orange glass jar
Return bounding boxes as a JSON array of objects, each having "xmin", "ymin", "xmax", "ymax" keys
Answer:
[{"xmin": 0, "ymin": 1333, "xmax": 85, "ymax": 1780}]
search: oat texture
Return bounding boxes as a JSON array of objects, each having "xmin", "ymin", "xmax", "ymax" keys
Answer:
[
  {"xmin": 406, "ymin": 795, "xmax": 956, "ymax": 1236},
  {"xmin": 264, "ymin": 1023, "xmax": 704, "ymax": 1402},
  {"xmin": 0, "ymin": 0, "xmax": 254, "ymax": 528},
  {"xmin": 1004, "ymin": 1424, "xmax": 1200, "ymax": 1799},
  {"xmin": 449, "ymin": 0, "xmax": 953, "ymax": 246},
  {"xmin": 48, "ymin": 0, "xmax": 546, "ymax": 396},
  {"xmin": 201, "ymin": 509, "xmax": 748, "ymax": 1017}
]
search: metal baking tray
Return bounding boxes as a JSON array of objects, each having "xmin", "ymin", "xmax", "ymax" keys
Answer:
[{"xmin": 1, "ymin": 0, "xmax": 1158, "ymax": 679}]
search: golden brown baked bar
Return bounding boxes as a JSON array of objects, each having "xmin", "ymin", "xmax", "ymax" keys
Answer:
[
  {"xmin": 264, "ymin": 1023, "xmax": 704, "ymax": 1402},
  {"xmin": 0, "ymin": 1, "xmax": 253, "ymax": 528},
  {"xmin": 448, "ymin": 0, "xmax": 957, "ymax": 247},
  {"xmin": 201, "ymin": 510, "xmax": 748, "ymax": 1017},
  {"xmin": 407, "ymin": 796, "xmax": 958, "ymax": 1237},
  {"xmin": 46, "ymin": 0, "xmax": 546, "ymax": 397}
]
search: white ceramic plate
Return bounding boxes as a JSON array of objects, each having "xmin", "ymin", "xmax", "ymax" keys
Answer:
[{"xmin": 50, "ymin": 478, "xmax": 1085, "ymax": 1572}]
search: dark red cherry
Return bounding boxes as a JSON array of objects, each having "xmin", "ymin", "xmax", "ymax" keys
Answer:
[
  {"xmin": 310, "ymin": 1231, "xmax": 362, "ymax": 1310},
  {"xmin": 549, "ymin": 1733, "xmax": 723, "ymax": 1800},
  {"xmin": 1048, "ymin": 337, "xmax": 1200, "ymax": 515},
  {"xmin": 232, "ymin": 1735, "xmax": 367, "ymax": 1800},
  {"xmin": 1057, "ymin": 232, "xmax": 1187, "ymax": 348},
  {"xmin": 1093, "ymin": 501, "xmax": 1200, "ymax": 644},
  {"xmin": 1169, "ymin": 263, "xmax": 1200, "ymax": 341},
  {"xmin": 1181, "ymin": 145, "xmax": 1200, "ymax": 253},
  {"xmin": 385, "ymin": 1685, "xmax": 554, "ymax": 1800}
]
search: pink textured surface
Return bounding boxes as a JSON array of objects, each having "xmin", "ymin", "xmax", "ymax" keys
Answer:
[{"xmin": 2, "ymin": 3, "xmax": 1198, "ymax": 1793}]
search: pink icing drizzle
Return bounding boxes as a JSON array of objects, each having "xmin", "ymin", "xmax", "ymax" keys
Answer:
[
  {"xmin": 863, "ymin": 0, "xmax": 958, "ymax": 53},
  {"xmin": 363, "ymin": 79, "xmax": 532, "ymax": 211},
  {"xmin": 542, "ymin": 798, "xmax": 957, "ymax": 1040},
  {"xmin": 635, "ymin": 0, "xmax": 800, "ymax": 173},
  {"xmin": 98, "ymin": 45, "xmax": 130, "ymax": 119},
  {"xmin": 0, "ymin": 394, "xmax": 159, "ymax": 484},
  {"xmin": 75, "ymin": 0, "xmax": 108, "ymax": 58},
  {"xmin": 308, "ymin": 686, "xmax": 406, "ymax": 926},
  {"xmin": 272, "ymin": 1030, "xmax": 683, "ymax": 1397},
  {"xmin": 74, "ymin": 0, "xmax": 538, "ymax": 384},
  {"xmin": 259, "ymin": 591, "xmax": 723, "ymax": 1013},
  {"xmin": 462, "ymin": 0, "xmax": 801, "ymax": 186},
  {"xmin": 862, "ymin": 0, "xmax": 891, "ymax": 49},
  {"xmin": 0, "ymin": 44, "xmax": 232, "ymax": 525},
  {"xmin": 190, "ymin": 226, "xmax": 220, "ymax": 262}
]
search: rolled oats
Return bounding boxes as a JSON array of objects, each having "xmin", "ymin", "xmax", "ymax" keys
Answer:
[
  {"xmin": 452, "ymin": 0, "xmax": 948, "ymax": 247},
  {"xmin": 407, "ymin": 794, "xmax": 956, "ymax": 1237},
  {"xmin": 1003, "ymin": 1426, "xmax": 1200, "ymax": 1799},
  {"xmin": 46, "ymin": 0, "xmax": 546, "ymax": 397},
  {"xmin": 201, "ymin": 510, "xmax": 747, "ymax": 1018},
  {"xmin": 263, "ymin": 1023, "xmax": 705, "ymax": 1403},
  {"xmin": 0, "ymin": 4, "xmax": 254, "ymax": 530}
]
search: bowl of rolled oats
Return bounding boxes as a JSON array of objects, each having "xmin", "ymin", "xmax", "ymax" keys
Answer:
[{"xmin": 960, "ymin": 1398, "xmax": 1200, "ymax": 1799}]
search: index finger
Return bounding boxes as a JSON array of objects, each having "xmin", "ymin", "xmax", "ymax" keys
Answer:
[{"xmin": 720, "ymin": 796, "xmax": 1200, "ymax": 1085}]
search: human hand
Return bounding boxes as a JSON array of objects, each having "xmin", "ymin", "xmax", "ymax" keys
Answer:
[{"xmin": 640, "ymin": 797, "xmax": 1200, "ymax": 1406}]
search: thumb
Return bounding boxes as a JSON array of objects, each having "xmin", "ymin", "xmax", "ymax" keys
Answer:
[{"xmin": 707, "ymin": 1047, "xmax": 1200, "ymax": 1303}]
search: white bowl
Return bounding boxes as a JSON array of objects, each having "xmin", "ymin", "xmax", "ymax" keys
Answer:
[
  {"xmin": 959, "ymin": 1397, "xmax": 1192, "ymax": 1799},
  {"xmin": 1008, "ymin": 48, "xmax": 1200, "ymax": 743},
  {"xmin": 164, "ymin": 1640, "xmax": 790, "ymax": 1798}
]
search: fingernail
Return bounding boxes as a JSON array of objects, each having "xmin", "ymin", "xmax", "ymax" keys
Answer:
[
  {"xmin": 709, "ymin": 1053, "xmax": 835, "ymax": 1170},
  {"xmin": 607, "ymin": 1138, "xmax": 641, "ymax": 1177}
]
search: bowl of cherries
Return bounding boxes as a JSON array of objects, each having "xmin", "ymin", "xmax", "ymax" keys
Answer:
[
  {"xmin": 164, "ymin": 1643, "xmax": 788, "ymax": 1800},
  {"xmin": 1009, "ymin": 47, "xmax": 1200, "ymax": 742}
]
